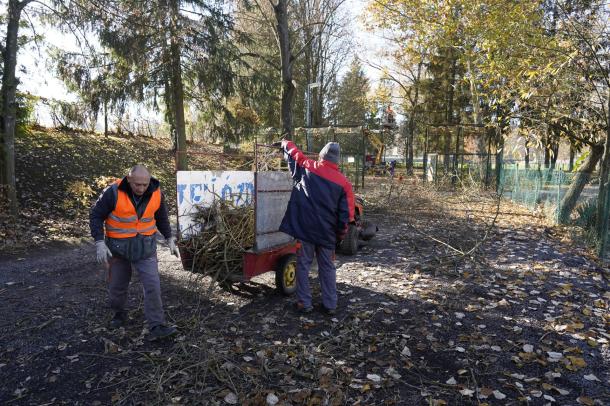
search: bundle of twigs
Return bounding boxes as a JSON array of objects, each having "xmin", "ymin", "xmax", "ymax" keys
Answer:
[
  {"xmin": 180, "ymin": 197, "xmax": 254, "ymax": 285},
  {"xmin": 256, "ymin": 144, "xmax": 283, "ymax": 171}
]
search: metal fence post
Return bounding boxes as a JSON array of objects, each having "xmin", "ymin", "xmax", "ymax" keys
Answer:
[
  {"xmin": 355, "ymin": 154, "xmax": 360, "ymax": 190},
  {"xmin": 485, "ymin": 133, "xmax": 492, "ymax": 187},
  {"xmin": 452, "ymin": 127, "xmax": 460, "ymax": 185},
  {"xmin": 555, "ymin": 170, "xmax": 561, "ymax": 223},
  {"xmin": 423, "ymin": 127, "xmax": 429, "ymax": 182},
  {"xmin": 361, "ymin": 126, "xmax": 365, "ymax": 190},
  {"xmin": 514, "ymin": 163, "xmax": 519, "ymax": 200}
]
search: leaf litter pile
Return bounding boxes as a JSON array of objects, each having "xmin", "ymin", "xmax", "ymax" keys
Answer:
[{"xmin": 1, "ymin": 180, "xmax": 609, "ymax": 405}]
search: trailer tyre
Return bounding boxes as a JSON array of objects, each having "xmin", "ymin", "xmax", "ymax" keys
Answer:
[
  {"xmin": 339, "ymin": 224, "xmax": 359, "ymax": 255},
  {"xmin": 359, "ymin": 220, "xmax": 377, "ymax": 241},
  {"xmin": 275, "ymin": 254, "xmax": 297, "ymax": 295}
]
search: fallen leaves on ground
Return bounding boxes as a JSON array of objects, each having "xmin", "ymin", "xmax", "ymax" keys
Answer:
[{"xmin": 1, "ymin": 167, "xmax": 608, "ymax": 405}]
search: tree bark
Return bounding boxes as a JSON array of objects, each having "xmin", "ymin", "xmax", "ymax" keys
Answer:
[
  {"xmin": 273, "ymin": 0, "xmax": 295, "ymax": 136},
  {"xmin": 444, "ymin": 54, "xmax": 457, "ymax": 172},
  {"xmin": 169, "ymin": 0, "xmax": 187, "ymax": 170},
  {"xmin": 557, "ymin": 144, "xmax": 602, "ymax": 224},
  {"xmin": 550, "ymin": 142, "xmax": 558, "ymax": 171},
  {"xmin": 467, "ymin": 57, "xmax": 488, "ymax": 181},
  {"xmin": 406, "ymin": 61, "xmax": 422, "ymax": 175},
  {"xmin": 596, "ymin": 92, "xmax": 610, "ymax": 256},
  {"xmin": 495, "ymin": 132, "xmax": 504, "ymax": 193},
  {"xmin": 0, "ymin": 0, "xmax": 28, "ymax": 216},
  {"xmin": 103, "ymin": 99, "xmax": 108, "ymax": 137}
]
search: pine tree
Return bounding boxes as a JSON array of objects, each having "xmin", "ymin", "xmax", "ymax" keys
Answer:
[
  {"xmin": 329, "ymin": 58, "xmax": 370, "ymax": 125},
  {"xmin": 68, "ymin": 0, "xmax": 241, "ymax": 169}
]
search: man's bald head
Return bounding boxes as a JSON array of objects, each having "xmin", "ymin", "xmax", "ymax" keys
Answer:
[
  {"xmin": 127, "ymin": 164, "xmax": 151, "ymax": 196},
  {"xmin": 129, "ymin": 164, "xmax": 150, "ymax": 178}
]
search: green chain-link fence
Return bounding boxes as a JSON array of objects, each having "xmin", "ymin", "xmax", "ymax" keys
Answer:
[
  {"xmin": 498, "ymin": 163, "xmax": 586, "ymax": 223},
  {"xmin": 425, "ymin": 153, "xmax": 499, "ymax": 187}
]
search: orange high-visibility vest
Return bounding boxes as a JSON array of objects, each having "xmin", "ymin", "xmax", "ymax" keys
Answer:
[{"xmin": 105, "ymin": 179, "xmax": 161, "ymax": 238}]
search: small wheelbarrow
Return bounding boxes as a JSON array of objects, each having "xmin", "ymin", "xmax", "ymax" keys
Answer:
[{"xmin": 176, "ymin": 169, "xmax": 299, "ymax": 295}]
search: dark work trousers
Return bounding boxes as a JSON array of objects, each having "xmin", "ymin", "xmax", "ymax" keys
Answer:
[
  {"xmin": 108, "ymin": 253, "xmax": 166, "ymax": 329},
  {"xmin": 296, "ymin": 240, "xmax": 337, "ymax": 309}
]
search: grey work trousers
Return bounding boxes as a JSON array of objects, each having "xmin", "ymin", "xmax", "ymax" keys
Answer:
[
  {"xmin": 296, "ymin": 241, "xmax": 337, "ymax": 310},
  {"xmin": 108, "ymin": 253, "xmax": 166, "ymax": 329}
]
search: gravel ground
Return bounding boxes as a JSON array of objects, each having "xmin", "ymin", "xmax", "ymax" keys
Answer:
[{"xmin": 1, "ymin": 184, "xmax": 608, "ymax": 405}]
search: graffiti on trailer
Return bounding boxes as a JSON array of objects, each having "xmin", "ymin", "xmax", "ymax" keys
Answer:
[
  {"xmin": 176, "ymin": 171, "xmax": 255, "ymax": 237},
  {"xmin": 176, "ymin": 179, "xmax": 254, "ymax": 207}
]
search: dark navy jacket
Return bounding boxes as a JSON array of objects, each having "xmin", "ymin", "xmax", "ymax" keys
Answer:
[
  {"xmin": 89, "ymin": 176, "xmax": 172, "ymax": 242},
  {"xmin": 279, "ymin": 140, "xmax": 355, "ymax": 249}
]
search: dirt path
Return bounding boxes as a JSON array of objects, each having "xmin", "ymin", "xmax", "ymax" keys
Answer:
[{"xmin": 1, "ymin": 187, "xmax": 608, "ymax": 405}]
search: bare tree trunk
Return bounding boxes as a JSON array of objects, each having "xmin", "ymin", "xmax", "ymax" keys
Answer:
[
  {"xmin": 103, "ymin": 99, "xmax": 108, "ymax": 137},
  {"xmin": 495, "ymin": 133, "xmax": 504, "ymax": 192},
  {"xmin": 406, "ymin": 122, "xmax": 414, "ymax": 175},
  {"xmin": 407, "ymin": 61, "xmax": 422, "ymax": 175},
  {"xmin": 569, "ymin": 144, "xmax": 575, "ymax": 172},
  {"xmin": 467, "ymin": 57, "xmax": 486, "ymax": 166},
  {"xmin": 557, "ymin": 144, "xmax": 602, "ymax": 224},
  {"xmin": 444, "ymin": 55, "xmax": 457, "ymax": 172},
  {"xmin": 0, "ymin": 0, "xmax": 29, "ymax": 216},
  {"xmin": 273, "ymin": 0, "xmax": 295, "ymax": 136},
  {"xmin": 169, "ymin": 0, "xmax": 187, "ymax": 170},
  {"xmin": 596, "ymin": 93, "xmax": 610, "ymax": 256},
  {"xmin": 402, "ymin": 123, "xmax": 408, "ymax": 173},
  {"xmin": 550, "ymin": 142, "xmax": 558, "ymax": 171},
  {"xmin": 446, "ymin": 55, "xmax": 456, "ymax": 126}
]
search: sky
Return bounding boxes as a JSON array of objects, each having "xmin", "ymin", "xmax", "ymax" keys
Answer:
[
  {"xmin": 21, "ymin": 30, "xmax": 78, "ymax": 102},
  {"xmin": 349, "ymin": 0, "xmax": 386, "ymax": 81}
]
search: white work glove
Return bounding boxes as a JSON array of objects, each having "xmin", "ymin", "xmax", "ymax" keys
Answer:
[
  {"xmin": 167, "ymin": 237, "xmax": 180, "ymax": 257},
  {"xmin": 96, "ymin": 240, "xmax": 113, "ymax": 264}
]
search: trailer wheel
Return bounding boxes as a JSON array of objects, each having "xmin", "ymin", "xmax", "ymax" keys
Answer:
[
  {"xmin": 339, "ymin": 224, "xmax": 359, "ymax": 255},
  {"xmin": 359, "ymin": 220, "xmax": 377, "ymax": 241},
  {"xmin": 275, "ymin": 254, "xmax": 297, "ymax": 295}
]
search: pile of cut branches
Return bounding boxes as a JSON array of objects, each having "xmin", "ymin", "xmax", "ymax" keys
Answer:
[
  {"xmin": 256, "ymin": 144, "xmax": 283, "ymax": 171},
  {"xmin": 179, "ymin": 198, "xmax": 254, "ymax": 285}
]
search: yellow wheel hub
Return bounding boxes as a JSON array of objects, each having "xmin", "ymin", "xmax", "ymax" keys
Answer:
[{"xmin": 284, "ymin": 262, "xmax": 296, "ymax": 288}]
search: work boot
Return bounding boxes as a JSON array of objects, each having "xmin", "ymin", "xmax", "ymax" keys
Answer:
[
  {"xmin": 316, "ymin": 304, "xmax": 336, "ymax": 316},
  {"xmin": 148, "ymin": 325, "xmax": 178, "ymax": 341},
  {"xmin": 109, "ymin": 312, "xmax": 127, "ymax": 329},
  {"xmin": 292, "ymin": 301, "xmax": 313, "ymax": 314}
]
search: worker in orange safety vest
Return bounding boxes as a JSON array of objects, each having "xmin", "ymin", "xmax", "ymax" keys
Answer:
[{"xmin": 90, "ymin": 164, "xmax": 179, "ymax": 340}]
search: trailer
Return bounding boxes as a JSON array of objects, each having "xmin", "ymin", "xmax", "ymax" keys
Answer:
[{"xmin": 176, "ymin": 158, "xmax": 299, "ymax": 295}]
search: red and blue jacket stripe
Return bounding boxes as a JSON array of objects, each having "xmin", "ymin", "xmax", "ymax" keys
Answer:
[{"xmin": 279, "ymin": 140, "xmax": 355, "ymax": 249}]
